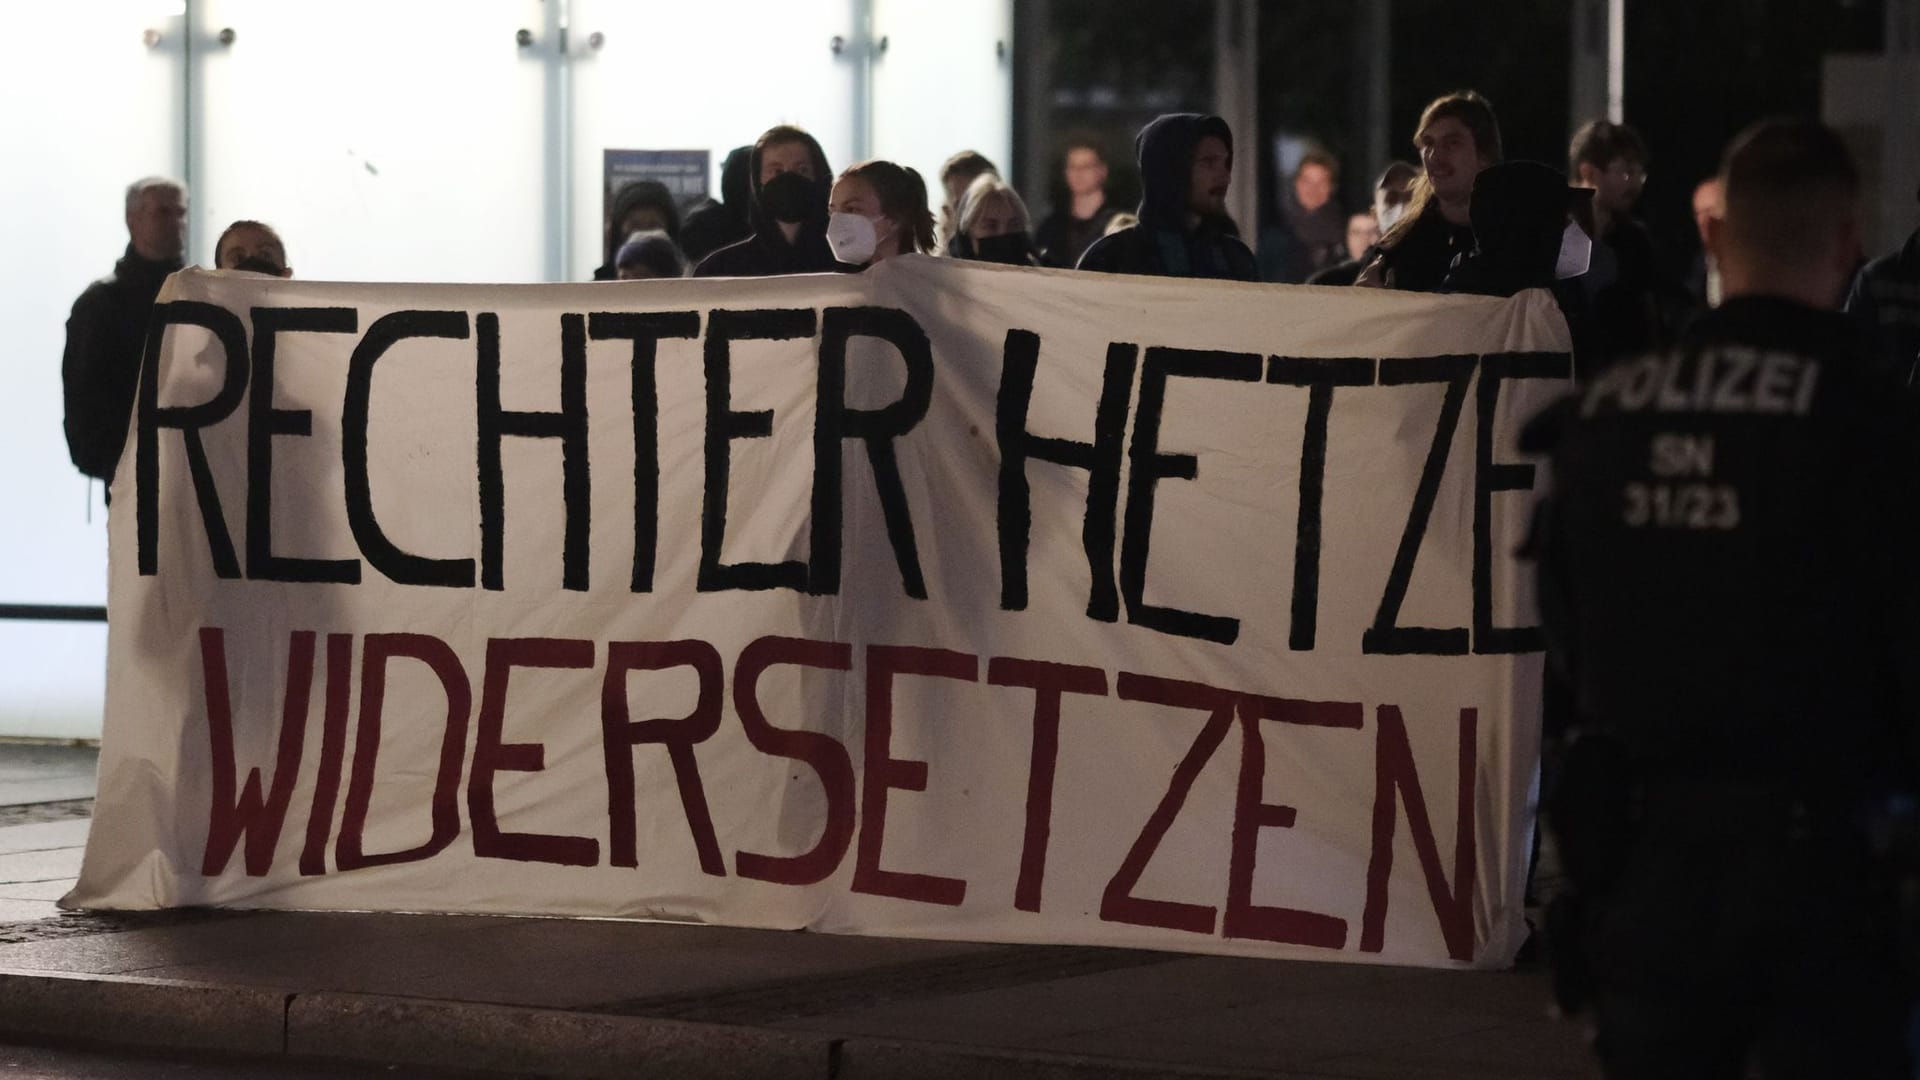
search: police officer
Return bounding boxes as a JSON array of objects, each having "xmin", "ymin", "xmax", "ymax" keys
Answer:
[
  {"xmin": 1530, "ymin": 119, "xmax": 1920, "ymax": 1078},
  {"xmin": 1846, "ymin": 181, "xmax": 1920, "ymax": 386}
]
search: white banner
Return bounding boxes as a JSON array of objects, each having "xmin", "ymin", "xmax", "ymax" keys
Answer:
[{"xmin": 70, "ymin": 258, "xmax": 1570, "ymax": 970}]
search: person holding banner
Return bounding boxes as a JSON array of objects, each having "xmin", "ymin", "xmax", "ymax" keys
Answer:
[
  {"xmin": 947, "ymin": 174, "xmax": 1039, "ymax": 266},
  {"xmin": 1074, "ymin": 113, "xmax": 1257, "ymax": 281},
  {"xmin": 213, "ymin": 220, "xmax": 292, "ymax": 277},
  {"xmin": 1358, "ymin": 91, "xmax": 1502, "ymax": 292},
  {"xmin": 695, "ymin": 125, "xmax": 838, "ymax": 278},
  {"xmin": 1532, "ymin": 118, "xmax": 1919, "ymax": 1079},
  {"xmin": 826, "ymin": 160, "xmax": 935, "ymax": 268}
]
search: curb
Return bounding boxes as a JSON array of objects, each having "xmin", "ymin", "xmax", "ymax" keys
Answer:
[
  {"xmin": 0, "ymin": 971, "xmax": 284, "ymax": 1056},
  {"xmin": 0, "ymin": 969, "xmax": 1295, "ymax": 1079}
]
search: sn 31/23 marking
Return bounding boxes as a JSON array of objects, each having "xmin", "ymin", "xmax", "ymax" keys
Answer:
[{"xmin": 1622, "ymin": 482, "xmax": 1740, "ymax": 530}]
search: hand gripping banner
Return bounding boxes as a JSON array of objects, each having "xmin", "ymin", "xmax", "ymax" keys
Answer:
[{"xmin": 69, "ymin": 258, "xmax": 1571, "ymax": 970}]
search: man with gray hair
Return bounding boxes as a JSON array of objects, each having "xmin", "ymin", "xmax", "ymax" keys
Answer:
[{"xmin": 63, "ymin": 176, "xmax": 187, "ymax": 485}]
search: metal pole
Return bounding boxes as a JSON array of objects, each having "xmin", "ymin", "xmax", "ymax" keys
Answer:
[
  {"xmin": 1367, "ymin": 0, "xmax": 1391, "ymax": 177},
  {"xmin": 1885, "ymin": 0, "xmax": 1920, "ymax": 252},
  {"xmin": 547, "ymin": 0, "xmax": 570, "ymax": 282},
  {"xmin": 850, "ymin": 0, "xmax": 875, "ymax": 162},
  {"xmin": 1606, "ymin": 0, "xmax": 1625, "ymax": 123},
  {"xmin": 1213, "ymin": 0, "xmax": 1257, "ymax": 240},
  {"xmin": 1015, "ymin": 0, "xmax": 1055, "ymax": 211}
]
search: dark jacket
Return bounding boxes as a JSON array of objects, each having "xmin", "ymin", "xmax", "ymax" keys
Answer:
[
  {"xmin": 1846, "ymin": 228, "xmax": 1920, "ymax": 386},
  {"xmin": 679, "ymin": 146, "xmax": 754, "ymax": 265},
  {"xmin": 1365, "ymin": 201, "xmax": 1474, "ymax": 292},
  {"xmin": 1530, "ymin": 296, "xmax": 1920, "ymax": 801},
  {"xmin": 1259, "ymin": 198, "xmax": 1347, "ymax": 284},
  {"xmin": 1075, "ymin": 114, "xmax": 1257, "ymax": 282},
  {"xmin": 694, "ymin": 133, "xmax": 838, "ymax": 278},
  {"xmin": 1441, "ymin": 161, "xmax": 1594, "ymax": 369},
  {"xmin": 1579, "ymin": 214, "xmax": 1669, "ymax": 366},
  {"xmin": 1034, "ymin": 199, "xmax": 1116, "ymax": 269},
  {"xmin": 63, "ymin": 245, "xmax": 181, "ymax": 482}
]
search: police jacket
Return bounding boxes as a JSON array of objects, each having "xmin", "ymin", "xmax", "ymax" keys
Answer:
[
  {"xmin": 1531, "ymin": 296, "xmax": 1920, "ymax": 803},
  {"xmin": 63, "ymin": 245, "xmax": 181, "ymax": 482},
  {"xmin": 1845, "ymin": 228, "xmax": 1920, "ymax": 386}
]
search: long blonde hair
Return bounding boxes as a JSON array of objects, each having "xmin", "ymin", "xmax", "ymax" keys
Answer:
[{"xmin": 1380, "ymin": 90, "xmax": 1503, "ymax": 250}]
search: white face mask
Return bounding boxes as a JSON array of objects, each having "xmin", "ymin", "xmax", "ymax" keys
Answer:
[
  {"xmin": 827, "ymin": 212, "xmax": 880, "ymax": 265},
  {"xmin": 1554, "ymin": 222, "xmax": 1592, "ymax": 279},
  {"xmin": 1375, "ymin": 201, "xmax": 1407, "ymax": 235}
]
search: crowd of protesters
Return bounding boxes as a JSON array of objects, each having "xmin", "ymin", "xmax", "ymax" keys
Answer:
[{"xmin": 59, "ymin": 87, "xmax": 1920, "ymax": 1080}]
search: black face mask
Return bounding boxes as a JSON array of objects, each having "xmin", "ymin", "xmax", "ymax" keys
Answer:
[
  {"xmin": 759, "ymin": 171, "xmax": 818, "ymax": 224},
  {"xmin": 974, "ymin": 232, "xmax": 1033, "ymax": 265},
  {"xmin": 232, "ymin": 256, "xmax": 285, "ymax": 275}
]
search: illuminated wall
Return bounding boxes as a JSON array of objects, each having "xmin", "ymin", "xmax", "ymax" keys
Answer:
[{"xmin": 0, "ymin": 0, "xmax": 1012, "ymax": 738}]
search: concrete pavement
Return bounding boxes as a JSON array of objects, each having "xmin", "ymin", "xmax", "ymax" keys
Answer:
[{"xmin": 0, "ymin": 742, "xmax": 1597, "ymax": 1078}]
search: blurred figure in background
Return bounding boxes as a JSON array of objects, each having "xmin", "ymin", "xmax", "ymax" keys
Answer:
[
  {"xmin": 1359, "ymin": 91, "xmax": 1502, "ymax": 291},
  {"xmin": 1261, "ymin": 149, "xmax": 1346, "ymax": 283},
  {"xmin": 679, "ymin": 146, "xmax": 753, "ymax": 265},
  {"xmin": 611, "ymin": 230, "xmax": 687, "ymax": 280},
  {"xmin": 63, "ymin": 176, "xmax": 187, "ymax": 485},
  {"xmin": 695, "ymin": 125, "xmax": 837, "ymax": 277},
  {"xmin": 594, "ymin": 180, "xmax": 683, "ymax": 281},
  {"xmin": 1685, "ymin": 175, "xmax": 1725, "ymax": 308},
  {"xmin": 1309, "ymin": 161, "xmax": 1416, "ymax": 287},
  {"xmin": 1077, "ymin": 113, "xmax": 1255, "ymax": 282},
  {"xmin": 935, "ymin": 150, "xmax": 998, "ymax": 251},
  {"xmin": 1035, "ymin": 139, "xmax": 1116, "ymax": 268},
  {"xmin": 949, "ymin": 175, "xmax": 1038, "ymax": 266},
  {"xmin": 1569, "ymin": 119, "xmax": 1669, "ymax": 365},
  {"xmin": 827, "ymin": 160, "xmax": 935, "ymax": 269},
  {"xmin": 1845, "ymin": 182, "xmax": 1920, "ymax": 386}
]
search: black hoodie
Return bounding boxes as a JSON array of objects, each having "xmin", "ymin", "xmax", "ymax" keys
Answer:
[
  {"xmin": 1075, "ymin": 114, "xmax": 1257, "ymax": 282},
  {"xmin": 679, "ymin": 146, "xmax": 754, "ymax": 265},
  {"xmin": 694, "ymin": 132, "xmax": 838, "ymax": 278},
  {"xmin": 63, "ymin": 244, "xmax": 182, "ymax": 481}
]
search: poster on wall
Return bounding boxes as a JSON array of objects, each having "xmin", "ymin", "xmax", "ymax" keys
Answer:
[{"xmin": 603, "ymin": 148, "xmax": 712, "ymax": 222}]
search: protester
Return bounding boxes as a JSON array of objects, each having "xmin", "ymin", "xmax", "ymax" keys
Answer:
[
  {"xmin": 1076, "ymin": 113, "xmax": 1256, "ymax": 281},
  {"xmin": 611, "ymin": 229, "xmax": 687, "ymax": 280},
  {"xmin": 63, "ymin": 176, "xmax": 186, "ymax": 485},
  {"xmin": 936, "ymin": 150, "xmax": 998, "ymax": 251},
  {"xmin": 678, "ymin": 146, "xmax": 753, "ymax": 265},
  {"xmin": 213, "ymin": 220, "xmax": 291, "ymax": 277},
  {"xmin": 1358, "ymin": 91, "xmax": 1502, "ymax": 291},
  {"xmin": 826, "ymin": 160, "xmax": 935, "ymax": 268},
  {"xmin": 1845, "ymin": 182, "xmax": 1920, "ymax": 385},
  {"xmin": 1342, "ymin": 212, "xmax": 1379, "ymax": 263},
  {"xmin": 1261, "ymin": 149, "xmax": 1347, "ymax": 283},
  {"xmin": 594, "ymin": 180, "xmax": 682, "ymax": 281},
  {"xmin": 1442, "ymin": 161, "xmax": 1589, "ymax": 298},
  {"xmin": 1569, "ymin": 119, "xmax": 1670, "ymax": 364},
  {"xmin": 695, "ymin": 125, "xmax": 837, "ymax": 277},
  {"xmin": 948, "ymin": 175, "xmax": 1038, "ymax": 266},
  {"xmin": 1308, "ymin": 162, "xmax": 1416, "ymax": 287},
  {"xmin": 1685, "ymin": 175, "xmax": 1724, "ymax": 307},
  {"xmin": 1529, "ymin": 118, "xmax": 1917, "ymax": 1079},
  {"xmin": 1034, "ymin": 140, "xmax": 1117, "ymax": 268}
]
